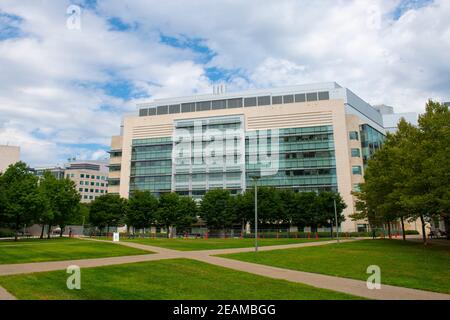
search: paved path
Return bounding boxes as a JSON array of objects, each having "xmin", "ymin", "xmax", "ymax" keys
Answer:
[{"xmin": 1, "ymin": 237, "xmax": 449, "ymax": 300}]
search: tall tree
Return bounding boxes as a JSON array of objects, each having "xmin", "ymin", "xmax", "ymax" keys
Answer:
[
  {"xmin": 126, "ymin": 191, "xmax": 159, "ymax": 232},
  {"xmin": 89, "ymin": 194, "xmax": 127, "ymax": 234},
  {"xmin": 316, "ymin": 192, "xmax": 346, "ymax": 237},
  {"xmin": 157, "ymin": 192, "xmax": 181, "ymax": 238},
  {"xmin": 0, "ymin": 162, "xmax": 46, "ymax": 241},
  {"xmin": 200, "ymin": 189, "xmax": 235, "ymax": 232}
]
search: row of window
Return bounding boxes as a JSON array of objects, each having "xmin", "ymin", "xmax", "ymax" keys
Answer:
[
  {"xmin": 66, "ymin": 173, "xmax": 107, "ymax": 180},
  {"xmin": 79, "ymin": 181, "xmax": 107, "ymax": 187},
  {"xmin": 139, "ymin": 91, "xmax": 330, "ymax": 117},
  {"xmin": 78, "ymin": 188, "xmax": 108, "ymax": 194}
]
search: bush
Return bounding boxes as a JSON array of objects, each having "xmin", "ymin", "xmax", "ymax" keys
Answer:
[{"xmin": 0, "ymin": 229, "xmax": 16, "ymax": 238}]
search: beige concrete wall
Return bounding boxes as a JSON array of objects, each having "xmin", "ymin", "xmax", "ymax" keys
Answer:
[
  {"xmin": 66, "ymin": 169, "xmax": 109, "ymax": 203},
  {"xmin": 114, "ymin": 99, "xmax": 372, "ymax": 232},
  {"xmin": 0, "ymin": 145, "xmax": 20, "ymax": 173}
]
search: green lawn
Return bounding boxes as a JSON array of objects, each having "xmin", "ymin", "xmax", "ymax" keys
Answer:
[
  {"xmin": 219, "ymin": 239, "xmax": 450, "ymax": 294},
  {"xmin": 0, "ymin": 258, "xmax": 360, "ymax": 300},
  {"xmin": 117, "ymin": 237, "xmax": 331, "ymax": 251},
  {"xmin": 0, "ymin": 238, "xmax": 150, "ymax": 264}
]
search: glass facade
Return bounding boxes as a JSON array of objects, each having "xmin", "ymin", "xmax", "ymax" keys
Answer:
[
  {"xmin": 246, "ymin": 125, "xmax": 337, "ymax": 192},
  {"xmin": 360, "ymin": 124, "xmax": 385, "ymax": 166},
  {"xmin": 130, "ymin": 120, "xmax": 337, "ymax": 196}
]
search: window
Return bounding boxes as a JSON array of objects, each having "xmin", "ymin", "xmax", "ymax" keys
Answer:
[
  {"xmin": 84, "ymin": 188, "xmax": 88, "ymax": 192},
  {"xmin": 272, "ymin": 96, "xmax": 282, "ymax": 105},
  {"xmin": 90, "ymin": 189, "xmax": 94, "ymax": 192},
  {"xmin": 80, "ymin": 174, "xmax": 84, "ymax": 178},
  {"xmin": 79, "ymin": 188, "xmax": 83, "ymax": 192},
  {"xmin": 169, "ymin": 104, "xmax": 180, "ymax": 114},
  {"xmin": 257, "ymin": 96, "xmax": 271, "ymax": 106},
  {"xmin": 95, "ymin": 189, "xmax": 99, "ymax": 193},
  {"xmin": 318, "ymin": 91, "xmax": 330, "ymax": 100},
  {"xmin": 70, "ymin": 174, "xmax": 75, "ymax": 178},
  {"xmin": 96, "ymin": 176, "xmax": 100, "ymax": 179},
  {"xmin": 349, "ymin": 131, "xmax": 359, "ymax": 140},
  {"xmin": 96, "ymin": 182, "xmax": 99, "ymax": 186},
  {"xmin": 85, "ymin": 174, "xmax": 90, "ymax": 179},
  {"xmin": 196, "ymin": 101, "xmax": 211, "ymax": 111},
  {"xmin": 100, "ymin": 190, "xmax": 104, "ymax": 193},
  {"xmin": 306, "ymin": 92, "xmax": 318, "ymax": 101},
  {"xmin": 295, "ymin": 93, "xmax": 306, "ymax": 102},
  {"xmin": 80, "ymin": 181, "xmax": 83, "ymax": 185},
  {"xmin": 352, "ymin": 166, "xmax": 362, "ymax": 175},
  {"xmin": 157, "ymin": 105, "xmax": 168, "ymax": 115},
  {"xmin": 148, "ymin": 108, "xmax": 156, "ymax": 116},
  {"xmin": 283, "ymin": 95, "xmax": 294, "ymax": 104},
  {"xmin": 353, "ymin": 184, "xmax": 361, "ymax": 192},
  {"xmin": 90, "ymin": 182, "xmax": 94, "ymax": 186},
  {"xmin": 212, "ymin": 100, "xmax": 226, "ymax": 110},
  {"xmin": 84, "ymin": 195, "xmax": 88, "ymax": 199},
  {"xmin": 181, "ymin": 103, "xmax": 195, "ymax": 113},
  {"xmin": 244, "ymin": 97, "xmax": 257, "ymax": 107},
  {"xmin": 351, "ymin": 148, "xmax": 361, "ymax": 157},
  {"xmin": 227, "ymin": 98, "xmax": 242, "ymax": 108},
  {"xmin": 139, "ymin": 108, "xmax": 148, "ymax": 116}
]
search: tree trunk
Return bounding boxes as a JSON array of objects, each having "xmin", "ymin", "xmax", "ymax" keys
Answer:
[
  {"xmin": 14, "ymin": 231, "xmax": 18, "ymax": 242},
  {"xmin": 330, "ymin": 223, "xmax": 333, "ymax": 239},
  {"xmin": 47, "ymin": 225, "xmax": 52, "ymax": 239},
  {"xmin": 400, "ymin": 217, "xmax": 406, "ymax": 241},
  {"xmin": 420, "ymin": 214, "xmax": 427, "ymax": 245},
  {"xmin": 387, "ymin": 222, "xmax": 391, "ymax": 239},
  {"xmin": 444, "ymin": 215, "xmax": 450, "ymax": 240},
  {"xmin": 60, "ymin": 227, "xmax": 64, "ymax": 237},
  {"xmin": 40, "ymin": 225, "xmax": 45, "ymax": 239}
]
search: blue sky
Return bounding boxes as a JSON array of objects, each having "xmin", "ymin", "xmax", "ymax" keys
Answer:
[{"xmin": 0, "ymin": 0, "xmax": 448, "ymax": 166}]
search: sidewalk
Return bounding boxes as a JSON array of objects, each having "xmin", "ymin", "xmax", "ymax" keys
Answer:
[{"xmin": 1, "ymin": 238, "xmax": 449, "ymax": 300}]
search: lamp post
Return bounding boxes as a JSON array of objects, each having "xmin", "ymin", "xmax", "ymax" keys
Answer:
[
  {"xmin": 251, "ymin": 175, "xmax": 261, "ymax": 252},
  {"xmin": 334, "ymin": 198, "xmax": 340, "ymax": 243}
]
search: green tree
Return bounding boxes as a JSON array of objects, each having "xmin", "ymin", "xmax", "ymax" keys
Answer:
[
  {"xmin": 200, "ymin": 189, "xmax": 235, "ymax": 232},
  {"xmin": 176, "ymin": 196, "xmax": 198, "ymax": 233},
  {"xmin": 0, "ymin": 162, "xmax": 46, "ymax": 241},
  {"xmin": 39, "ymin": 172, "xmax": 81, "ymax": 238},
  {"xmin": 292, "ymin": 192, "xmax": 319, "ymax": 231},
  {"xmin": 157, "ymin": 192, "xmax": 181, "ymax": 238},
  {"xmin": 316, "ymin": 191, "xmax": 346, "ymax": 237},
  {"xmin": 126, "ymin": 191, "xmax": 159, "ymax": 232},
  {"xmin": 89, "ymin": 194, "xmax": 127, "ymax": 234}
]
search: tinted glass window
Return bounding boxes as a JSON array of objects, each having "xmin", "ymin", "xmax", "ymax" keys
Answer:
[
  {"xmin": 306, "ymin": 92, "xmax": 318, "ymax": 101},
  {"xmin": 169, "ymin": 104, "xmax": 180, "ymax": 114},
  {"xmin": 148, "ymin": 108, "xmax": 156, "ymax": 116},
  {"xmin": 349, "ymin": 131, "xmax": 359, "ymax": 140},
  {"xmin": 139, "ymin": 108, "xmax": 148, "ymax": 116},
  {"xmin": 244, "ymin": 97, "xmax": 257, "ymax": 107},
  {"xmin": 351, "ymin": 148, "xmax": 361, "ymax": 157},
  {"xmin": 318, "ymin": 91, "xmax": 330, "ymax": 100},
  {"xmin": 196, "ymin": 101, "xmax": 211, "ymax": 111},
  {"xmin": 272, "ymin": 96, "xmax": 282, "ymax": 105},
  {"xmin": 181, "ymin": 103, "xmax": 195, "ymax": 113},
  {"xmin": 157, "ymin": 105, "xmax": 168, "ymax": 115},
  {"xmin": 283, "ymin": 95, "xmax": 294, "ymax": 104},
  {"xmin": 212, "ymin": 100, "xmax": 227, "ymax": 110},
  {"xmin": 295, "ymin": 94, "xmax": 306, "ymax": 102},
  {"xmin": 227, "ymin": 98, "xmax": 242, "ymax": 108},
  {"xmin": 257, "ymin": 96, "xmax": 271, "ymax": 106}
]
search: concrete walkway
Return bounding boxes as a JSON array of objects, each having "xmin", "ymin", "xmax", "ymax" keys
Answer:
[{"xmin": 1, "ymin": 237, "xmax": 449, "ymax": 300}]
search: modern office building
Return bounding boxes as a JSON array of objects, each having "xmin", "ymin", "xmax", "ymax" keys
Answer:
[
  {"xmin": 33, "ymin": 166, "xmax": 66, "ymax": 180},
  {"xmin": 64, "ymin": 161, "xmax": 109, "ymax": 203},
  {"xmin": 374, "ymin": 104, "xmax": 418, "ymax": 133},
  {"xmin": 0, "ymin": 145, "xmax": 20, "ymax": 173},
  {"xmin": 108, "ymin": 82, "xmax": 395, "ymax": 232}
]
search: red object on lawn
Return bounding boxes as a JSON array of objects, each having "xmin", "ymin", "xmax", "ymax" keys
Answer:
[
  {"xmin": 307, "ymin": 232, "xmax": 310, "ymax": 240},
  {"xmin": 315, "ymin": 232, "xmax": 319, "ymax": 240}
]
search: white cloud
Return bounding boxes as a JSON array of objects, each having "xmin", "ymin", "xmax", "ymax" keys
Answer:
[{"xmin": 0, "ymin": 0, "xmax": 449, "ymax": 166}]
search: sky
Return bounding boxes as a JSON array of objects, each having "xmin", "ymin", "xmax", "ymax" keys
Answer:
[{"xmin": 0, "ymin": 0, "xmax": 449, "ymax": 166}]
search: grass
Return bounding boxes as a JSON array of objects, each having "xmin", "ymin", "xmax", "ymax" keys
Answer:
[
  {"xmin": 0, "ymin": 237, "xmax": 150, "ymax": 264},
  {"xmin": 219, "ymin": 239, "xmax": 450, "ymax": 294},
  {"xmin": 0, "ymin": 258, "xmax": 360, "ymax": 300},
  {"xmin": 115, "ymin": 237, "xmax": 331, "ymax": 251}
]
